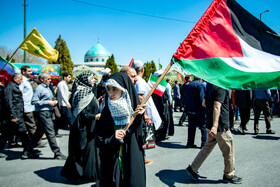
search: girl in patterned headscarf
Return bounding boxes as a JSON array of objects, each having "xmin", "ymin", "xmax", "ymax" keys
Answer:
[
  {"xmin": 61, "ymin": 71, "xmax": 100, "ymax": 182},
  {"xmin": 96, "ymin": 72, "xmax": 146, "ymax": 187}
]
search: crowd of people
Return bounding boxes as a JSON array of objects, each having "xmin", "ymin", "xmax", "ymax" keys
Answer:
[{"xmin": 0, "ymin": 62, "xmax": 279, "ymax": 186}]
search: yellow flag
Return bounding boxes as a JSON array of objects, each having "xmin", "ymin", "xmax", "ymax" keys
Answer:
[{"xmin": 19, "ymin": 28, "xmax": 59, "ymax": 62}]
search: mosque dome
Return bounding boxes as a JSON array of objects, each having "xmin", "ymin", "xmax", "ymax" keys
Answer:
[{"xmin": 84, "ymin": 42, "xmax": 111, "ymax": 63}]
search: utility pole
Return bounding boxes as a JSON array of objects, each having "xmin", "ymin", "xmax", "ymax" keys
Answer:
[
  {"xmin": 24, "ymin": 0, "xmax": 27, "ymax": 63},
  {"xmin": 260, "ymin": 10, "xmax": 269, "ymax": 21}
]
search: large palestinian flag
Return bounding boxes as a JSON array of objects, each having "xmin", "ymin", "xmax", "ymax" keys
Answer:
[{"xmin": 172, "ymin": 0, "xmax": 280, "ymax": 89}]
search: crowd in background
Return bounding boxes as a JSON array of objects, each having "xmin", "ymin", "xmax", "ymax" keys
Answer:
[{"xmin": 0, "ymin": 62, "xmax": 279, "ymax": 186}]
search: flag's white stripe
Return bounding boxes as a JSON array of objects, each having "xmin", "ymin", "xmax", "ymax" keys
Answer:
[
  {"xmin": 148, "ymin": 81, "xmax": 166, "ymax": 92},
  {"xmin": 221, "ymin": 36, "xmax": 280, "ymax": 73}
]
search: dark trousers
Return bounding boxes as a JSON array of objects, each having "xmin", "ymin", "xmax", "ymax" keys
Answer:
[
  {"xmin": 174, "ymin": 97, "xmax": 182, "ymax": 111},
  {"xmin": 187, "ymin": 114, "xmax": 207, "ymax": 147},
  {"xmin": 179, "ymin": 108, "xmax": 188, "ymax": 125},
  {"xmin": 239, "ymin": 107, "xmax": 251, "ymax": 129},
  {"xmin": 25, "ymin": 110, "xmax": 61, "ymax": 155},
  {"xmin": 0, "ymin": 121, "xmax": 29, "ymax": 152},
  {"xmin": 60, "ymin": 106, "xmax": 74, "ymax": 126},
  {"xmin": 254, "ymin": 99, "xmax": 271, "ymax": 132},
  {"xmin": 23, "ymin": 112, "xmax": 37, "ymax": 138}
]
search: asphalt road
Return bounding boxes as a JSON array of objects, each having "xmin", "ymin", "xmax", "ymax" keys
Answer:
[{"xmin": 0, "ymin": 111, "xmax": 279, "ymax": 187}]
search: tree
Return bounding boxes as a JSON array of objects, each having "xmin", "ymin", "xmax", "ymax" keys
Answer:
[
  {"xmin": 105, "ymin": 54, "xmax": 118, "ymax": 73},
  {"xmin": 0, "ymin": 46, "xmax": 43, "ymax": 64},
  {"xmin": 49, "ymin": 35, "xmax": 74, "ymax": 74},
  {"xmin": 143, "ymin": 60, "xmax": 157, "ymax": 81}
]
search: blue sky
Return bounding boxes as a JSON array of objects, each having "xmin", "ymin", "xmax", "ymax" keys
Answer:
[{"xmin": 1, "ymin": 0, "xmax": 279, "ymax": 69}]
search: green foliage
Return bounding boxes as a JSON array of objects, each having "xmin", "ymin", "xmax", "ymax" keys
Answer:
[
  {"xmin": 143, "ymin": 60, "xmax": 157, "ymax": 81},
  {"xmin": 5, "ymin": 54, "xmax": 15, "ymax": 63},
  {"xmin": 49, "ymin": 35, "xmax": 74, "ymax": 75},
  {"xmin": 6, "ymin": 54, "xmax": 10, "ymax": 61},
  {"xmin": 105, "ymin": 54, "xmax": 118, "ymax": 73}
]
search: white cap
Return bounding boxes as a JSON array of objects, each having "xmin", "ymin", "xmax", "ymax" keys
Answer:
[
  {"xmin": 153, "ymin": 69, "xmax": 164, "ymax": 77},
  {"xmin": 100, "ymin": 68, "xmax": 111, "ymax": 76},
  {"xmin": 131, "ymin": 60, "xmax": 144, "ymax": 72}
]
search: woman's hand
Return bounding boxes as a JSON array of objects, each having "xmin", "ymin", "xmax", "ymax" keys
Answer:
[
  {"xmin": 115, "ymin": 129, "xmax": 126, "ymax": 140},
  {"xmin": 95, "ymin": 113, "xmax": 101, "ymax": 120}
]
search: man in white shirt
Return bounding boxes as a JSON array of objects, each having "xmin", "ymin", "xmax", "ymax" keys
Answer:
[
  {"xmin": 19, "ymin": 66, "xmax": 37, "ymax": 137},
  {"xmin": 131, "ymin": 60, "xmax": 162, "ymax": 130},
  {"xmin": 57, "ymin": 72, "xmax": 73, "ymax": 127},
  {"xmin": 166, "ymin": 78, "xmax": 173, "ymax": 107}
]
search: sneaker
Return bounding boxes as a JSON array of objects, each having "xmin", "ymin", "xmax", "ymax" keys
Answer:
[
  {"xmin": 237, "ymin": 126, "xmax": 245, "ymax": 135},
  {"xmin": 223, "ymin": 175, "xmax": 242, "ymax": 184},
  {"xmin": 54, "ymin": 154, "xmax": 67, "ymax": 160},
  {"xmin": 185, "ymin": 144, "xmax": 197, "ymax": 149},
  {"xmin": 145, "ymin": 159, "xmax": 153, "ymax": 165},
  {"xmin": 185, "ymin": 165, "xmax": 198, "ymax": 181},
  {"xmin": 266, "ymin": 130, "xmax": 276, "ymax": 134}
]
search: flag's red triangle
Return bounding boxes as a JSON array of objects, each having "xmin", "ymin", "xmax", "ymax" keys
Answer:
[{"xmin": 173, "ymin": 0, "xmax": 243, "ymax": 60}]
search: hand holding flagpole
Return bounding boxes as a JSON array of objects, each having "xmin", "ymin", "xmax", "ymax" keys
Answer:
[{"xmin": 123, "ymin": 60, "xmax": 174, "ymax": 132}]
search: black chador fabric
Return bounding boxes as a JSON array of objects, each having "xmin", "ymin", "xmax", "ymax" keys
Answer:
[
  {"xmin": 152, "ymin": 90, "xmax": 170, "ymax": 141},
  {"xmin": 61, "ymin": 97, "xmax": 99, "ymax": 182},
  {"xmin": 96, "ymin": 72, "xmax": 146, "ymax": 187}
]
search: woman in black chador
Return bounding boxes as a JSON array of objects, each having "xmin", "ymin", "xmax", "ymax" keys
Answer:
[
  {"xmin": 61, "ymin": 71, "xmax": 101, "ymax": 182},
  {"xmin": 96, "ymin": 72, "xmax": 146, "ymax": 187}
]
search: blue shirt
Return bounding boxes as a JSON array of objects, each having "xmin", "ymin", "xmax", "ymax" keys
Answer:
[
  {"xmin": 254, "ymin": 89, "xmax": 271, "ymax": 100},
  {"xmin": 173, "ymin": 84, "xmax": 181, "ymax": 98},
  {"xmin": 31, "ymin": 83, "xmax": 54, "ymax": 111}
]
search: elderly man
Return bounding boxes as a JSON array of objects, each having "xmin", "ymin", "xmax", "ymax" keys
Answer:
[
  {"xmin": 120, "ymin": 66, "xmax": 138, "ymax": 86},
  {"xmin": 22, "ymin": 73, "xmax": 66, "ymax": 160},
  {"xmin": 0, "ymin": 73, "xmax": 29, "ymax": 158}
]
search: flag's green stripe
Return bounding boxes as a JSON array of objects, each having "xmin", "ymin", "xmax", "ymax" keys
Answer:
[
  {"xmin": 173, "ymin": 57, "xmax": 280, "ymax": 89},
  {"xmin": 150, "ymin": 74, "xmax": 167, "ymax": 87}
]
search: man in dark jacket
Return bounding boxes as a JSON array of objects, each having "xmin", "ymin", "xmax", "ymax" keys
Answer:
[
  {"xmin": 235, "ymin": 90, "xmax": 253, "ymax": 134},
  {"xmin": 0, "ymin": 73, "xmax": 29, "ymax": 157},
  {"xmin": 185, "ymin": 76, "xmax": 206, "ymax": 148}
]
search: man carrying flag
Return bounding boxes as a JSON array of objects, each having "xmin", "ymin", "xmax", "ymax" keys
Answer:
[{"xmin": 172, "ymin": 0, "xmax": 280, "ymax": 183}]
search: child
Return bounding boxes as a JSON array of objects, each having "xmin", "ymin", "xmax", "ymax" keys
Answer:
[{"xmin": 96, "ymin": 72, "xmax": 146, "ymax": 187}]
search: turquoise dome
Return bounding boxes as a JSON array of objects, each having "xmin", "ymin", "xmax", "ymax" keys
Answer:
[{"xmin": 85, "ymin": 43, "xmax": 111, "ymax": 58}]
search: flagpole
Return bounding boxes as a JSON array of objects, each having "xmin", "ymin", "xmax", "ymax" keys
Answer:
[
  {"xmin": 123, "ymin": 60, "xmax": 174, "ymax": 132},
  {"xmin": 0, "ymin": 47, "xmax": 20, "ymax": 73}
]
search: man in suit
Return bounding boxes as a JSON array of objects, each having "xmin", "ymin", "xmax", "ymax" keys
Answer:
[{"xmin": 185, "ymin": 76, "xmax": 206, "ymax": 148}]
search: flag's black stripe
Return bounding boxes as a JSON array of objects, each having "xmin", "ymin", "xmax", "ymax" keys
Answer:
[{"xmin": 227, "ymin": 0, "xmax": 280, "ymax": 56}]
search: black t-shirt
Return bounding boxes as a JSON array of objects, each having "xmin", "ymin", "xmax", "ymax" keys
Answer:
[{"xmin": 205, "ymin": 83, "xmax": 229, "ymax": 132}]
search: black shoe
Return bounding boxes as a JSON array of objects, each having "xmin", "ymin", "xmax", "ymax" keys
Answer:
[
  {"xmin": 186, "ymin": 144, "xmax": 197, "ymax": 149},
  {"xmin": 21, "ymin": 151, "xmax": 40, "ymax": 159},
  {"xmin": 266, "ymin": 130, "xmax": 276, "ymax": 134},
  {"xmin": 185, "ymin": 165, "xmax": 198, "ymax": 181},
  {"xmin": 223, "ymin": 175, "xmax": 242, "ymax": 184},
  {"xmin": 178, "ymin": 122, "xmax": 183, "ymax": 126},
  {"xmin": 54, "ymin": 154, "xmax": 67, "ymax": 160},
  {"xmin": 254, "ymin": 130, "xmax": 259, "ymax": 135}
]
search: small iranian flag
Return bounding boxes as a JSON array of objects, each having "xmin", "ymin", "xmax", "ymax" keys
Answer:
[{"xmin": 148, "ymin": 74, "xmax": 167, "ymax": 97}]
